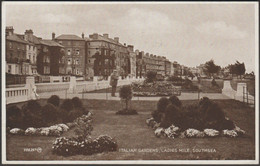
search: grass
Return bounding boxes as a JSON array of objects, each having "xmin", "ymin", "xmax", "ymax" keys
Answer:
[{"xmin": 6, "ymin": 99, "xmax": 255, "ymax": 160}]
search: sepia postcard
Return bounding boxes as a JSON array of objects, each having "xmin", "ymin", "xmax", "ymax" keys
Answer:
[{"xmin": 1, "ymin": 1, "xmax": 259, "ymax": 165}]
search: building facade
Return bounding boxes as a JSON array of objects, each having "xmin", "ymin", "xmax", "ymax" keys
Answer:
[
  {"xmin": 165, "ymin": 58, "xmax": 171, "ymax": 76},
  {"xmin": 85, "ymin": 33, "xmax": 130, "ymax": 79},
  {"xmin": 6, "ymin": 26, "xmax": 28, "ymax": 75},
  {"xmin": 55, "ymin": 34, "xmax": 85, "ymax": 76}
]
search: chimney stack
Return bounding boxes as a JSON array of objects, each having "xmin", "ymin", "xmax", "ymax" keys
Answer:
[
  {"xmin": 82, "ymin": 32, "xmax": 84, "ymax": 39},
  {"xmin": 25, "ymin": 29, "xmax": 34, "ymax": 42},
  {"xmin": 6, "ymin": 26, "xmax": 14, "ymax": 36},
  {"xmin": 90, "ymin": 33, "xmax": 98, "ymax": 39},
  {"xmin": 103, "ymin": 33, "xmax": 109, "ymax": 38},
  {"xmin": 52, "ymin": 32, "xmax": 55, "ymax": 40},
  {"xmin": 114, "ymin": 37, "xmax": 119, "ymax": 43}
]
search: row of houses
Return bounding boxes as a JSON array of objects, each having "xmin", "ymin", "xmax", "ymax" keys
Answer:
[{"xmin": 6, "ymin": 26, "xmax": 188, "ymax": 80}]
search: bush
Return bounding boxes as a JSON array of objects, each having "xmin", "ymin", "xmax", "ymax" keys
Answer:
[
  {"xmin": 119, "ymin": 85, "xmax": 133, "ymax": 111},
  {"xmin": 22, "ymin": 100, "xmax": 43, "ymax": 128},
  {"xmin": 60, "ymin": 99, "xmax": 74, "ymax": 112},
  {"xmin": 41, "ymin": 103, "xmax": 60, "ymax": 126},
  {"xmin": 160, "ymin": 104, "xmax": 182, "ymax": 128},
  {"xmin": 67, "ymin": 108, "xmax": 85, "ymax": 122},
  {"xmin": 71, "ymin": 97, "xmax": 83, "ymax": 108},
  {"xmin": 47, "ymin": 95, "xmax": 60, "ymax": 107},
  {"xmin": 157, "ymin": 97, "xmax": 170, "ymax": 113},
  {"xmin": 151, "ymin": 110, "xmax": 163, "ymax": 123},
  {"xmin": 168, "ymin": 95, "xmax": 182, "ymax": 108},
  {"xmin": 211, "ymin": 78, "xmax": 218, "ymax": 87},
  {"xmin": 6, "ymin": 105, "xmax": 24, "ymax": 129},
  {"xmin": 146, "ymin": 71, "xmax": 157, "ymax": 83}
]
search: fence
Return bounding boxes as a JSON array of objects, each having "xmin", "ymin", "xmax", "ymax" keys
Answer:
[
  {"xmin": 6, "ymin": 75, "xmax": 26, "ymax": 86},
  {"xmin": 243, "ymin": 86, "xmax": 255, "ymax": 107},
  {"xmin": 6, "ymin": 86, "xmax": 29, "ymax": 104}
]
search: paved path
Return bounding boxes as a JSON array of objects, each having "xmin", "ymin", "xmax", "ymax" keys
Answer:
[{"xmin": 38, "ymin": 91, "xmax": 231, "ymax": 101}]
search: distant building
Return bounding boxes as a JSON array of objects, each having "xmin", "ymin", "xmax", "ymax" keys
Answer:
[
  {"xmin": 55, "ymin": 33, "xmax": 86, "ymax": 76},
  {"xmin": 36, "ymin": 40, "xmax": 65, "ymax": 76},
  {"xmin": 5, "ymin": 26, "xmax": 28, "ymax": 75},
  {"xmin": 165, "ymin": 58, "xmax": 171, "ymax": 76},
  {"xmin": 86, "ymin": 33, "xmax": 130, "ymax": 79}
]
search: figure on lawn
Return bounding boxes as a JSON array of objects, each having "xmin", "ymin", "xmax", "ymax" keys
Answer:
[{"xmin": 110, "ymin": 70, "xmax": 119, "ymax": 97}]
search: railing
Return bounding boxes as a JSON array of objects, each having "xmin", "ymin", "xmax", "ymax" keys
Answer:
[
  {"xmin": 6, "ymin": 86, "xmax": 29, "ymax": 104},
  {"xmin": 243, "ymin": 86, "xmax": 255, "ymax": 107},
  {"xmin": 36, "ymin": 82, "xmax": 70, "ymax": 93}
]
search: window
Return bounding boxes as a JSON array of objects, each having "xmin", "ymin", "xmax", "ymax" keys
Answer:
[
  {"xmin": 76, "ymin": 59, "xmax": 79, "ymax": 65},
  {"xmin": 67, "ymin": 49, "xmax": 71, "ymax": 55},
  {"xmin": 9, "ymin": 42, "xmax": 12, "ymax": 48},
  {"xmin": 76, "ymin": 69, "xmax": 79, "ymax": 75},
  {"xmin": 75, "ymin": 49, "xmax": 80, "ymax": 55},
  {"xmin": 8, "ymin": 65, "xmax": 11, "ymax": 73},
  {"xmin": 88, "ymin": 60, "xmax": 91, "ymax": 63},
  {"xmin": 105, "ymin": 59, "xmax": 109, "ymax": 65},
  {"xmin": 68, "ymin": 58, "xmax": 71, "ymax": 65}
]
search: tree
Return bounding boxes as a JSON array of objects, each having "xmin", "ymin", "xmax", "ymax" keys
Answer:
[
  {"xmin": 235, "ymin": 61, "xmax": 246, "ymax": 79},
  {"xmin": 228, "ymin": 61, "xmax": 246, "ymax": 79},
  {"xmin": 203, "ymin": 60, "xmax": 221, "ymax": 78},
  {"xmin": 146, "ymin": 71, "xmax": 157, "ymax": 83},
  {"xmin": 119, "ymin": 85, "xmax": 133, "ymax": 111}
]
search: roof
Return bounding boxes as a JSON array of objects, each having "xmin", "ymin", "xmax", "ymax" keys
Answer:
[
  {"xmin": 6, "ymin": 34, "xmax": 28, "ymax": 44},
  {"xmin": 55, "ymin": 34, "xmax": 84, "ymax": 41},
  {"xmin": 15, "ymin": 34, "xmax": 42, "ymax": 45},
  {"xmin": 86, "ymin": 34, "xmax": 126, "ymax": 47},
  {"xmin": 40, "ymin": 40, "xmax": 64, "ymax": 47}
]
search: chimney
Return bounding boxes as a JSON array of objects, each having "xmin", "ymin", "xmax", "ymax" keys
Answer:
[
  {"xmin": 127, "ymin": 45, "xmax": 134, "ymax": 52},
  {"xmin": 24, "ymin": 29, "xmax": 34, "ymax": 42},
  {"xmin": 103, "ymin": 33, "xmax": 109, "ymax": 38},
  {"xmin": 114, "ymin": 37, "xmax": 119, "ymax": 43},
  {"xmin": 52, "ymin": 32, "xmax": 55, "ymax": 40},
  {"xmin": 89, "ymin": 33, "xmax": 98, "ymax": 39},
  {"xmin": 6, "ymin": 26, "xmax": 14, "ymax": 36},
  {"xmin": 82, "ymin": 32, "xmax": 84, "ymax": 39}
]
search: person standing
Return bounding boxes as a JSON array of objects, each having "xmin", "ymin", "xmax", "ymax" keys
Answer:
[{"xmin": 110, "ymin": 70, "xmax": 119, "ymax": 97}]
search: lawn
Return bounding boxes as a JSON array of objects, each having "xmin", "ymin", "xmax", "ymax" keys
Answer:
[{"xmin": 6, "ymin": 99, "xmax": 255, "ymax": 160}]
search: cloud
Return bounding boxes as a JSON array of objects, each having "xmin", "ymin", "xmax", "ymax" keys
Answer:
[
  {"xmin": 195, "ymin": 21, "xmax": 248, "ymax": 39},
  {"xmin": 39, "ymin": 13, "xmax": 75, "ymax": 24}
]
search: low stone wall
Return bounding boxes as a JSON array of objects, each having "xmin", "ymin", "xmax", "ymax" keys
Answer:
[
  {"xmin": 222, "ymin": 80, "xmax": 254, "ymax": 105},
  {"xmin": 36, "ymin": 82, "xmax": 70, "ymax": 93}
]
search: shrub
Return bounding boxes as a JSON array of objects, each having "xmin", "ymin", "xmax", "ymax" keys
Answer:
[
  {"xmin": 47, "ymin": 95, "xmax": 60, "ymax": 107},
  {"xmin": 211, "ymin": 78, "xmax": 218, "ymax": 87},
  {"xmin": 26, "ymin": 100, "xmax": 42, "ymax": 112},
  {"xmin": 22, "ymin": 100, "xmax": 43, "ymax": 128},
  {"xmin": 146, "ymin": 71, "xmax": 157, "ymax": 83},
  {"xmin": 6, "ymin": 105, "xmax": 24, "ymax": 129},
  {"xmin": 168, "ymin": 95, "xmax": 182, "ymax": 108},
  {"xmin": 151, "ymin": 110, "xmax": 163, "ymax": 123},
  {"xmin": 41, "ymin": 103, "xmax": 60, "ymax": 126},
  {"xmin": 68, "ymin": 108, "xmax": 85, "ymax": 122},
  {"xmin": 160, "ymin": 104, "xmax": 182, "ymax": 128},
  {"xmin": 119, "ymin": 85, "xmax": 133, "ymax": 111},
  {"xmin": 60, "ymin": 99, "xmax": 74, "ymax": 112},
  {"xmin": 203, "ymin": 102, "xmax": 225, "ymax": 122},
  {"xmin": 157, "ymin": 97, "xmax": 170, "ymax": 113},
  {"xmin": 71, "ymin": 97, "xmax": 83, "ymax": 108}
]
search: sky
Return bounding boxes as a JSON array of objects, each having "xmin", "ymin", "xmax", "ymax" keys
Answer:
[{"xmin": 3, "ymin": 2, "xmax": 257, "ymax": 72}]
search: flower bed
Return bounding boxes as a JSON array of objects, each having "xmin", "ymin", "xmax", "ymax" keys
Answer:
[
  {"xmin": 52, "ymin": 135, "xmax": 117, "ymax": 156},
  {"xmin": 8, "ymin": 112, "xmax": 93, "ymax": 137},
  {"xmin": 51, "ymin": 112, "xmax": 117, "ymax": 156},
  {"xmin": 131, "ymin": 81, "xmax": 181, "ymax": 97},
  {"xmin": 146, "ymin": 96, "xmax": 246, "ymax": 139},
  {"xmin": 146, "ymin": 117, "xmax": 246, "ymax": 139}
]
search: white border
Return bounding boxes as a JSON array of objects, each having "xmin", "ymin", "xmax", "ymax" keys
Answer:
[{"xmin": 1, "ymin": 1, "xmax": 259, "ymax": 165}]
